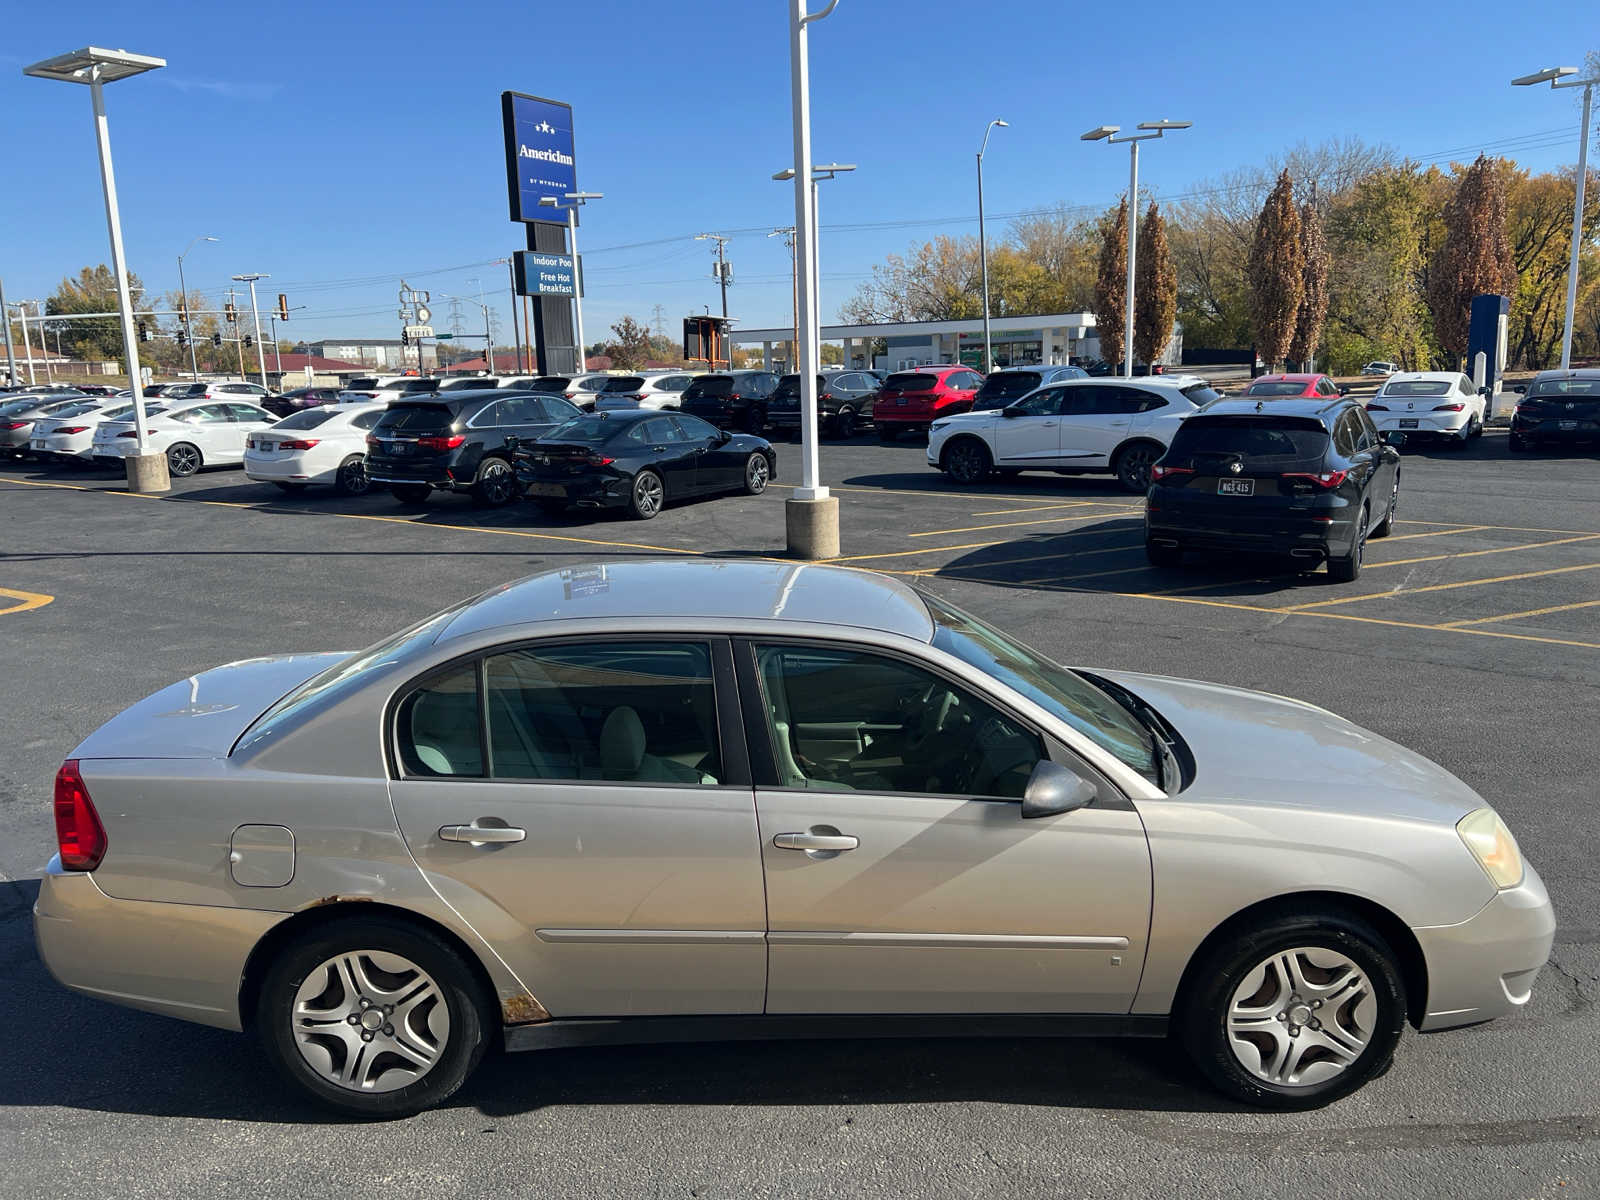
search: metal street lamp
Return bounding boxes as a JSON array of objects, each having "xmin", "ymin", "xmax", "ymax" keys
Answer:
[
  {"xmin": 1513, "ymin": 65, "xmax": 1598, "ymax": 370},
  {"xmin": 24, "ymin": 45, "xmax": 168, "ymax": 492},
  {"xmin": 977, "ymin": 119, "xmax": 1008, "ymax": 372},
  {"xmin": 772, "ymin": 162, "xmax": 855, "ymax": 361},
  {"xmin": 1082, "ymin": 119, "xmax": 1192, "ymax": 378},
  {"xmin": 231, "ymin": 273, "xmax": 270, "ymax": 389},
  {"xmin": 178, "ymin": 235, "xmax": 218, "ymax": 380},
  {"xmin": 540, "ymin": 191, "xmax": 602, "ymax": 375}
]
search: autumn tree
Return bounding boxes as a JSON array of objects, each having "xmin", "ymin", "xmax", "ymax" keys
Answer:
[
  {"xmin": 46, "ymin": 265, "xmax": 148, "ymax": 362},
  {"xmin": 1134, "ymin": 203, "xmax": 1177, "ymax": 366},
  {"xmin": 1324, "ymin": 165, "xmax": 1435, "ymax": 371},
  {"xmin": 1247, "ymin": 170, "xmax": 1305, "ymax": 368},
  {"xmin": 1428, "ymin": 155, "xmax": 1518, "ymax": 360},
  {"xmin": 602, "ymin": 315, "xmax": 653, "ymax": 369},
  {"xmin": 1505, "ymin": 163, "xmax": 1600, "ymax": 366},
  {"xmin": 1289, "ymin": 197, "xmax": 1331, "ymax": 369},
  {"xmin": 1094, "ymin": 199, "xmax": 1129, "ymax": 367}
]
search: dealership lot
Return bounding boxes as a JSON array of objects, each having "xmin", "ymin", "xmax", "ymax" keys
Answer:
[{"xmin": 2, "ymin": 432, "xmax": 1598, "ymax": 1196}]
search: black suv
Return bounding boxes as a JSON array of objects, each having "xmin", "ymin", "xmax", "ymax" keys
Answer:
[
  {"xmin": 1509, "ymin": 368, "xmax": 1600, "ymax": 451},
  {"xmin": 679, "ymin": 371, "xmax": 780, "ymax": 433},
  {"xmin": 768, "ymin": 370, "xmax": 879, "ymax": 438},
  {"xmin": 1144, "ymin": 396, "xmax": 1402, "ymax": 582},
  {"xmin": 365, "ymin": 389, "xmax": 582, "ymax": 507}
]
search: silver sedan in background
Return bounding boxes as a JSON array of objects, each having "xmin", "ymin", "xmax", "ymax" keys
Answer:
[{"xmin": 34, "ymin": 561, "xmax": 1553, "ymax": 1117}]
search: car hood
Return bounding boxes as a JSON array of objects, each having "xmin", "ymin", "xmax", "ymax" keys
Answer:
[
  {"xmin": 932, "ymin": 410, "xmax": 1000, "ymax": 426},
  {"xmin": 1095, "ymin": 669, "xmax": 1485, "ymax": 826},
  {"xmin": 71, "ymin": 652, "xmax": 350, "ymax": 760}
]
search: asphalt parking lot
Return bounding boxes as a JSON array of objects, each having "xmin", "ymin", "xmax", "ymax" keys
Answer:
[{"xmin": 2, "ymin": 429, "xmax": 1598, "ymax": 1198}]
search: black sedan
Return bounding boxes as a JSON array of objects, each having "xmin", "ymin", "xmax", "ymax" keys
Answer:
[
  {"xmin": 265, "ymin": 387, "xmax": 345, "ymax": 418},
  {"xmin": 1509, "ymin": 369, "xmax": 1600, "ymax": 451},
  {"xmin": 514, "ymin": 410, "xmax": 776, "ymax": 520}
]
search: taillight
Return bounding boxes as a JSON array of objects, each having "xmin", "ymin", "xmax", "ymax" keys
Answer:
[
  {"xmin": 1282, "ymin": 469, "xmax": 1349, "ymax": 489},
  {"xmin": 1365, "ymin": 403, "xmax": 1389, "ymax": 411},
  {"xmin": 277, "ymin": 438, "xmax": 320, "ymax": 450},
  {"xmin": 584, "ymin": 453, "xmax": 614, "ymax": 466},
  {"xmin": 1149, "ymin": 464, "xmax": 1194, "ymax": 481},
  {"xmin": 55, "ymin": 426, "xmax": 90, "ymax": 435},
  {"xmin": 416, "ymin": 434, "xmax": 466, "ymax": 452},
  {"xmin": 728, "ymin": 393, "xmax": 743, "ymax": 402},
  {"xmin": 564, "ymin": 392, "xmax": 578, "ymax": 399},
  {"xmin": 53, "ymin": 760, "xmax": 107, "ymax": 872},
  {"xmin": 819, "ymin": 392, "xmax": 833, "ymax": 403},
  {"xmin": 0, "ymin": 421, "xmax": 25, "ymax": 430},
  {"xmin": 633, "ymin": 393, "xmax": 648, "ymax": 401},
  {"xmin": 1433, "ymin": 402, "xmax": 1465, "ymax": 412},
  {"xmin": 117, "ymin": 430, "xmax": 157, "ymax": 438}
]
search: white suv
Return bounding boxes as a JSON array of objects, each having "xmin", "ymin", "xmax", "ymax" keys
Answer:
[
  {"xmin": 594, "ymin": 371, "xmax": 703, "ymax": 412},
  {"xmin": 927, "ymin": 375, "xmax": 1221, "ymax": 492},
  {"xmin": 338, "ymin": 376, "xmax": 441, "ymax": 403}
]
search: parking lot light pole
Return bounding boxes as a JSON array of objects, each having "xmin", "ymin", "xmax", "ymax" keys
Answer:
[
  {"xmin": 24, "ymin": 46, "xmax": 168, "ymax": 492},
  {"xmin": 1082, "ymin": 120, "xmax": 1191, "ymax": 378},
  {"xmin": 232, "ymin": 273, "xmax": 270, "ymax": 389},
  {"xmin": 540, "ymin": 192, "xmax": 602, "ymax": 375},
  {"xmin": 773, "ymin": 162, "xmax": 855, "ymax": 364},
  {"xmin": 177, "ymin": 236, "xmax": 218, "ymax": 380},
  {"xmin": 977, "ymin": 119, "xmax": 1007, "ymax": 372},
  {"xmin": 1513, "ymin": 66, "xmax": 1597, "ymax": 371}
]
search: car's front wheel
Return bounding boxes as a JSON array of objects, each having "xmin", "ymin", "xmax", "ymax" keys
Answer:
[
  {"xmin": 1177, "ymin": 909, "xmax": 1407, "ymax": 1110},
  {"xmin": 256, "ymin": 915, "xmax": 492, "ymax": 1118},
  {"xmin": 942, "ymin": 437, "xmax": 993, "ymax": 484}
]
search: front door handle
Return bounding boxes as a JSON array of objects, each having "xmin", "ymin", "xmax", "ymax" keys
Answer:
[
  {"xmin": 774, "ymin": 828, "xmax": 859, "ymax": 855},
  {"xmin": 439, "ymin": 822, "xmax": 526, "ymax": 845}
]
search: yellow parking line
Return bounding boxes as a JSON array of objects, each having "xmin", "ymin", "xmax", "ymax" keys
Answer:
[
  {"xmin": 1383, "ymin": 525, "xmax": 1494, "ymax": 542},
  {"xmin": 1279, "ymin": 561, "xmax": 1600, "ymax": 612},
  {"xmin": 910, "ymin": 508, "xmax": 1136, "ymax": 538},
  {"xmin": 970, "ymin": 501, "xmax": 1108, "ymax": 516},
  {"xmin": 1368, "ymin": 533, "xmax": 1600, "ymax": 571},
  {"xmin": 829, "ymin": 518, "xmax": 1143, "ymax": 564},
  {"xmin": 1439, "ymin": 598, "xmax": 1600, "ymax": 628},
  {"xmin": 0, "ymin": 587, "xmax": 53, "ymax": 615},
  {"xmin": 1396, "ymin": 518, "xmax": 1600, "ymax": 537}
]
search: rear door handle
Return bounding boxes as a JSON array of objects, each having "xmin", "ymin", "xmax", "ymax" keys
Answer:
[
  {"xmin": 439, "ymin": 822, "xmax": 526, "ymax": 845},
  {"xmin": 774, "ymin": 830, "xmax": 859, "ymax": 853}
]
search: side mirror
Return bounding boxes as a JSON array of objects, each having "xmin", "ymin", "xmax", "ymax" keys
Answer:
[
  {"xmin": 1379, "ymin": 430, "xmax": 1406, "ymax": 447},
  {"xmin": 1477, "ymin": 385, "xmax": 1490, "ymax": 395},
  {"xmin": 1000, "ymin": 406, "xmax": 1021, "ymax": 419},
  {"xmin": 1020, "ymin": 760, "xmax": 1096, "ymax": 819},
  {"xmin": 1337, "ymin": 384, "xmax": 1350, "ymax": 395},
  {"xmin": 1512, "ymin": 384, "xmax": 1526, "ymax": 394},
  {"xmin": 505, "ymin": 435, "xmax": 519, "ymax": 452},
  {"xmin": 715, "ymin": 429, "xmax": 733, "ymax": 445}
]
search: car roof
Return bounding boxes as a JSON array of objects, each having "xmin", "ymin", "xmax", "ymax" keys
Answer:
[
  {"xmin": 1249, "ymin": 373, "xmax": 1323, "ymax": 383},
  {"xmin": 437, "ymin": 560, "xmax": 935, "ymax": 644},
  {"xmin": 1531, "ymin": 367, "xmax": 1600, "ymax": 381},
  {"xmin": 1196, "ymin": 395, "xmax": 1352, "ymax": 420},
  {"xmin": 1382, "ymin": 371, "xmax": 1463, "ymax": 383}
]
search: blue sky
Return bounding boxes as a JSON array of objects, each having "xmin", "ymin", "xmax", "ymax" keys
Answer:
[{"xmin": 1, "ymin": 1, "xmax": 1594, "ymax": 353}]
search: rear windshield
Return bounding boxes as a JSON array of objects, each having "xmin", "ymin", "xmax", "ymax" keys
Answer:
[
  {"xmin": 773, "ymin": 375, "xmax": 827, "ymax": 397},
  {"xmin": 599, "ymin": 376, "xmax": 646, "ymax": 392},
  {"xmin": 1166, "ymin": 417, "xmax": 1330, "ymax": 465},
  {"xmin": 686, "ymin": 377, "xmax": 734, "ymax": 396},
  {"xmin": 51, "ymin": 401, "xmax": 103, "ymax": 418},
  {"xmin": 1243, "ymin": 381, "xmax": 1309, "ymax": 397},
  {"xmin": 439, "ymin": 378, "xmax": 494, "ymax": 391},
  {"xmin": 345, "ymin": 377, "xmax": 380, "ymax": 391},
  {"xmin": 273, "ymin": 408, "xmax": 339, "ymax": 431},
  {"xmin": 528, "ymin": 377, "xmax": 570, "ymax": 392},
  {"xmin": 1381, "ymin": 380, "xmax": 1451, "ymax": 397},
  {"xmin": 390, "ymin": 380, "xmax": 439, "ymax": 394},
  {"xmin": 1528, "ymin": 378, "xmax": 1600, "ymax": 398},
  {"xmin": 973, "ymin": 372, "xmax": 1042, "ymax": 406},
  {"xmin": 373, "ymin": 404, "xmax": 453, "ymax": 434},
  {"xmin": 884, "ymin": 373, "xmax": 937, "ymax": 392},
  {"xmin": 1180, "ymin": 383, "xmax": 1223, "ymax": 405},
  {"xmin": 544, "ymin": 414, "xmax": 619, "ymax": 443}
]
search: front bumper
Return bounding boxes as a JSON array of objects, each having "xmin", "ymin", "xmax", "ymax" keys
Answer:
[
  {"xmin": 1412, "ymin": 862, "xmax": 1555, "ymax": 1031},
  {"xmin": 33, "ymin": 859, "xmax": 286, "ymax": 1032}
]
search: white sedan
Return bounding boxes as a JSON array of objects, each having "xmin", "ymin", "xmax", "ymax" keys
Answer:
[
  {"xmin": 1365, "ymin": 372, "xmax": 1486, "ymax": 446},
  {"xmin": 31, "ymin": 399, "xmax": 167, "ymax": 461},
  {"xmin": 91, "ymin": 400, "xmax": 276, "ymax": 477},
  {"xmin": 244, "ymin": 403, "xmax": 387, "ymax": 495},
  {"xmin": 927, "ymin": 376, "xmax": 1220, "ymax": 492}
]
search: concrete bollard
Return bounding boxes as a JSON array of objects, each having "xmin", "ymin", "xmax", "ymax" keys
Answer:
[
  {"xmin": 124, "ymin": 452, "xmax": 171, "ymax": 495},
  {"xmin": 785, "ymin": 496, "xmax": 840, "ymax": 560}
]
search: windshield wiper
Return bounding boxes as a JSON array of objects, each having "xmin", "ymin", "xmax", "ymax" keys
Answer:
[{"xmin": 1077, "ymin": 671, "xmax": 1180, "ymax": 790}]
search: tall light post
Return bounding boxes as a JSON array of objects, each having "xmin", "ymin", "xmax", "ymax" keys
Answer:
[
  {"xmin": 539, "ymin": 191, "xmax": 602, "ymax": 375},
  {"xmin": 231, "ymin": 273, "xmax": 270, "ymax": 389},
  {"xmin": 177, "ymin": 235, "xmax": 218, "ymax": 380},
  {"xmin": 1082, "ymin": 120, "xmax": 1192, "ymax": 378},
  {"xmin": 773, "ymin": 163, "xmax": 855, "ymax": 362},
  {"xmin": 1513, "ymin": 65, "xmax": 1598, "ymax": 370},
  {"xmin": 25, "ymin": 46, "xmax": 168, "ymax": 492},
  {"xmin": 977, "ymin": 119, "xmax": 1008, "ymax": 372}
]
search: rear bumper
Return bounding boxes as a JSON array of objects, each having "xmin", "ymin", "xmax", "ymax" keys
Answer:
[
  {"xmin": 244, "ymin": 454, "xmax": 337, "ymax": 484},
  {"xmin": 1512, "ymin": 418, "xmax": 1600, "ymax": 443},
  {"xmin": 520, "ymin": 470, "xmax": 628, "ymax": 508},
  {"xmin": 1412, "ymin": 863, "xmax": 1555, "ymax": 1031},
  {"xmin": 1146, "ymin": 508, "xmax": 1356, "ymax": 559},
  {"xmin": 1369, "ymin": 411, "xmax": 1470, "ymax": 436},
  {"xmin": 33, "ymin": 858, "xmax": 286, "ymax": 1032}
]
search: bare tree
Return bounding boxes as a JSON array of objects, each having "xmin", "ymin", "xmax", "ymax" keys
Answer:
[
  {"xmin": 1134, "ymin": 203, "xmax": 1177, "ymax": 366},
  {"xmin": 1248, "ymin": 170, "xmax": 1305, "ymax": 368},
  {"xmin": 1428, "ymin": 155, "xmax": 1518, "ymax": 360},
  {"xmin": 1094, "ymin": 199, "xmax": 1128, "ymax": 367},
  {"xmin": 1289, "ymin": 197, "xmax": 1331, "ymax": 368}
]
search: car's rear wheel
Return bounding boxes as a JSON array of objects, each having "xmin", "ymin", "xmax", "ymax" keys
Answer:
[
  {"xmin": 742, "ymin": 407, "xmax": 765, "ymax": 435},
  {"xmin": 1508, "ymin": 432, "xmax": 1530, "ymax": 452},
  {"xmin": 257, "ymin": 915, "xmax": 492, "ymax": 1118},
  {"xmin": 1114, "ymin": 442, "xmax": 1161, "ymax": 493},
  {"xmin": 830, "ymin": 406, "xmax": 857, "ymax": 439},
  {"xmin": 472, "ymin": 458, "xmax": 517, "ymax": 507},
  {"xmin": 629, "ymin": 469, "xmax": 664, "ymax": 520},
  {"xmin": 335, "ymin": 455, "xmax": 371, "ymax": 497},
  {"xmin": 389, "ymin": 484, "xmax": 431, "ymax": 506},
  {"xmin": 1177, "ymin": 909, "xmax": 1406, "ymax": 1110},
  {"xmin": 1370, "ymin": 475, "xmax": 1399, "ymax": 538},
  {"xmin": 1146, "ymin": 540, "xmax": 1183, "ymax": 568},
  {"xmin": 744, "ymin": 452, "xmax": 770, "ymax": 495},
  {"xmin": 1326, "ymin": 504, "xmax": 1368, "ymax": 583},
  {"xmin": 943, "ymin": 437, "xmax": 993, "ymax": 484},
  {"xmin": 166, "ymin": 441, "xmax": 202, "ymax": 478}
]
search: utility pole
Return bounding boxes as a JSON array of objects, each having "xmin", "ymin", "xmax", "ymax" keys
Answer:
[
  {"xmin": 769, "ymin": 227, "xmax": 798, "ymax": 369},
  {"xmin": 232, "ymin": 273, "xmax": 270, "ymax": 390},
  {"xmin": 19, "ymin": 301, "xmax": 37, "ymax": 384},
  {"xmin": 503, "ymin": 258, "xmax": 522, "ymax": 373},
  {"xmin": 0, "ymin": 278, "xmax": 15, "ymax": 386},
  {"xmin": 695, "ymin": 233, "xmax": 733, "ymax": 324}
]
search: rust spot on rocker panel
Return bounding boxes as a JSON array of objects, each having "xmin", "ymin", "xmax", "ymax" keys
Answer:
[{"xmin": 502, "ymin": 993, "xmax": 551, "ymax": 1025}]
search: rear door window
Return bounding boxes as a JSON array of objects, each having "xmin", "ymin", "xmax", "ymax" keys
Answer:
[
  {"xmin": 974, "ymin": 372, "xmax": 1043, "ymax": 407},
  {"xmin": 686, "ymin": 377, "xmax": 734, "ymax": 397}
]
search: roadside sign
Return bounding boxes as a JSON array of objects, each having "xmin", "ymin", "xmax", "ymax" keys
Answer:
[
  {"xmin": 502, "ymin": 92, "xmax": 577, "ymax": 225},
  {"xmin": 513, "ymin": 250, "xmax": 581, "ymax": 297},
  {"xmin": 404, "ymin": 325, "xmax": 434, "ymax": 339}
]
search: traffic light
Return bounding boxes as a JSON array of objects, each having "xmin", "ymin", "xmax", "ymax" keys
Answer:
[
  {"xmin": 176, "ymin": 330, "xmax": 187, "ymax": 348},
  {"xmin": 137, "ymin": 320, "xmax": 149, "ymax": 343},
  {"xmin": 243, "ymin": 335, "xmax": 254, "ymax": 348},
  {"xmin": 225, "ymin": 302, "xmax": 237, "ymax": 323},
  {"xmin": 277, "ymin": 293, "xmax": 289, "ymax": 321},
  {"xmin": 400, "ymin": 329, "xmax": 411, "ymax": 347},
  {"xmin": 177, "ymin": 296, "xmax": 188, "ymax": 321},
  {"xmin": 212, "ymin": 333, "xmax": 222, "ymax": 348}
]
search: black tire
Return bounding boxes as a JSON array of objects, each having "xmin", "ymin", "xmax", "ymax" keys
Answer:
[
  {"xmin": 743, "ymin": 452, "xmax": 770, "ymax": 495},
  {"xmin": 829, "ymin": 407, "xmax": 857, "ymax": 440},
  {"xmin": 628, "ymin": 468, "xmax": 664, "ymax": 520},
  {"xmin": 942, "ymin": 437, "xmax": 993, "ymax": 485},
  {"xmin": 166, "ymin": 441, "xmax": 202, "ymax": 478},
  {"xmin": 1508, "ymin": 432, "xmax": 1529, "ymax": 453},
  {"xmin": 334, "ymin": 455, "xmax": 371, "ymax": 497},
  {"xmin": 878, "ymin": 425, "xmax": 899, "ymax": 443},
  {"xmin": 1114, "ymin": 442, "xmax": 1162, "ymax": 493},
  {"xmin": 256, "ymin": 915, "xmax": 492, "ymax": 1119},
  {"xmin": 536, "ymin": 498, "xmax": 566, "ymax": 516},
  {"xmin": 742, "ymin": 406, "xmax": 765, "ymax": 435},
  {"xmin": 1370, "ymin": 475, "xmax": 1399, "ymax": 538},
  {"xmin": 389, "ymin": 484, "xmax": 431, "ymax": 506},
  {"xmin": 1176, "ymin": 908, "xmax": 1407, "ymax": 1110},
  {"xmin": 472, "ymin": 457, "xmax": 517, "ymax": 507},
  {"xmin": 1146, "ymin": 540, "xmax": 1183, "ymax": 568},
  {"xmin": 1326, "ymin": 504, "xmax": 1368, "ymax": 583},
  {"xmin": 271, "ymin": 481, "xmax": 308, "ymax": 493}
]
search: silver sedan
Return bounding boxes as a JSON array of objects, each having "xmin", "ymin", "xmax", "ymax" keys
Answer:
[{"xmin": 34, "ymin": 561, "xmax": 1553, "ymax": 1117}]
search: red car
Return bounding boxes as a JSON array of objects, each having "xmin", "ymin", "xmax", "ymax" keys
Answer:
[
  {"xmin": 1238, "ymin": 373, "xmax": 1347, "ymax": 400},
  {"xmin": 874, "ymin": 365, "xmax": 984, "ymax": 440}
]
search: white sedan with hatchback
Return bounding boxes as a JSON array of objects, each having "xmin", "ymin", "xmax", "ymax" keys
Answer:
[
  {"xmin": 244, "ymin": 403, "xmax": 388, "ymax": 495},
  {"xmin": 92, "ymin": 401, "xmax": 277, "ymax": 477}
]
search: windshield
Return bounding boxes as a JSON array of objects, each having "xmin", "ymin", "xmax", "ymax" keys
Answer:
[
  {"xmin": 921, "ymin": 592, "xmax": 1159, "ymax": 785},
  {"xmin": 544, "ymin": 414, "xmax": 619, "ymax": 443},
  {"xmin": 973, "ymin": 373, "xmax": 1042, "ymax": 407}
]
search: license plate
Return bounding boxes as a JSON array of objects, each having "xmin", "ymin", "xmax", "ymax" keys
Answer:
[
  {"xmin": 32, "ymin": 439, "xmax": 46, "ymax": 450},
  {"xmin": 1399, "ymin": 419, "xmax": 1419, "ymax": 429},
  {"xmin": 383, "ymin": 442, "xmax": 410, "ymax": 456},
  {"xmin": 1217, "ymin": 478, "xmax": 1255, "ymax": 496},
  {"xmin": 526, "ymin": 482, "xmax": 565, "ymax": 498},
  {"xmin": 1559, "ymin": 420, "xmax": 1578, "ymax": 431}
]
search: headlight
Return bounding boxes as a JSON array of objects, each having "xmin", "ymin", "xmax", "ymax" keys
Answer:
[
  {"xmin": 1457, "ymin": 807, "xmax": 1524, "ymax": 889},
  {"xmin": 930, "ymin": 420, "xmax": 949, "ymax": 432}
]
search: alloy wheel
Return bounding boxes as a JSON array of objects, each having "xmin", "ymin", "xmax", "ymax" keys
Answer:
[
  {"xmin": 476, "ymin": 460, "xmax": 515, "ymax": 506},
  {"xmin": 1226, "ymin": 947, "xmax": 1376, "ymax": 1088},
  {"xmin": 338, "ymin": 457, "xmax": 371, "ymax": 496},
  {"xmin": 290, "ymin": 949, "xmax": 451, "ymax": 1094},
  {"xmin": 633, "ymin": 471, "xmax": 663, "ymax": 517},
  {"xmin": 945, "ymin": 440, "xmax": 991, "ymax": 484},
  {"xmin": 833, "ymin": 407, "xmax": 856, "ymax": 439},
  {"xmin": 166, "ymin": 442, "xmax": 201, "ymax": 477},
  {"xmin": 746, "ymin": 453, "xmax": 769, "ymax": 494},
  {"xmin": 1117, "ymin": 445, "xmax": 1157, "ymax": 492}
]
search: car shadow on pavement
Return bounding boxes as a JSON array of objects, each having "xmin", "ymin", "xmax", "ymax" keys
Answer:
[
  {"xmin": 841, "ymin": 470, "xmax": 1135, "ymax": 500},
  {"xmin": 0, "ymin": 879, "xmax": 1237, "ymax": 1122}
]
